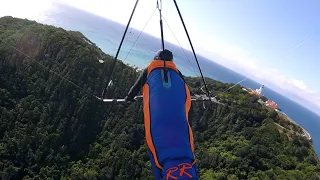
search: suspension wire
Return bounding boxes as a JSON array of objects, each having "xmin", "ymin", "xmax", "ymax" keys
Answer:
[
  {"xmin": 172, "ymin": 0, "xmax": 212, "ymax": 100},
  {"xmin": 0, "ymin": 39, "xmax": 98, "ymax": 99},
  {"xmin": 124, "ymin": 8, "xmax": 157, "ymax": 62},
  {"xmin": 101, "ymin": 0, "xmax": 140, "ymax": 99},
  {"xmin": 122, "ymin": 8, "xmax": 157, "ymax": 101},
  {"xmin": 157, "ymin": 0, "xmax": 168, "ymax": 82},
  {"xmin": 162, "ymin": 0, "xmax": 196, "ymax": 68},
  {"xmin": 162, "ymin": 15, "xmax": 200, "ymax": 77}
]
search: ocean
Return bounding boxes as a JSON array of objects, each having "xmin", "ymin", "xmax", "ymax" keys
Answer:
[{"xmin": 36, "ymin": 3, "xmax": 320, "ymax": 157}]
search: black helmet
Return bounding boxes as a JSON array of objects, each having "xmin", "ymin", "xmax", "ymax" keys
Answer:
[{"xmin": 154, "ymin": 49, "xmax": 173, "ymax": 61}]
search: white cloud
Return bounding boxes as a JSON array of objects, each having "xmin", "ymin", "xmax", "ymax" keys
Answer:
[
  {"xmin": 0, "ymin": 0, "xmax": 53, "ymax": 20},
  {"xmin": 193, "ymin": 37, "xmax": 260, "ymax": 75},
  {"xmin": 288, "ymin": 79, "xmax": 308, "ymax": 90}
]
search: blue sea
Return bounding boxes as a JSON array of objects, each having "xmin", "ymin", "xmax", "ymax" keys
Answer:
[{"xmin": 38, "ymin": 3, "xmax": 320, "ymax": 157}]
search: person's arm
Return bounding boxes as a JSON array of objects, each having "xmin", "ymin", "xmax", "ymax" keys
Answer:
[{"xmin": 125, "ymin": 68, "xmax": 148, "ymax": 101}]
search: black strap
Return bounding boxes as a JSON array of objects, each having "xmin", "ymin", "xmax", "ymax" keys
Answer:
[{"xmin": 101, "ymin": 0, "xmax": 140, "ymax": 99}]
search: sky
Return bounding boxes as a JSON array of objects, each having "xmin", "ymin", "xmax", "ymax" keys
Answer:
[{"xmin": 0, "ymin": 0, "xmax": 319, "ymax": 115}]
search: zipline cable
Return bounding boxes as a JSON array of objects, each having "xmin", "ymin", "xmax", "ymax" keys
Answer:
[
  {"xmin": 173, "ymin": 0, "xmax": 212, "ymax": 100},
  {"xmin": 222, "ymin": 77, "xmax": 248, "ymax": 93},
  {"xmin": 101, "ymin": 0, "xmax": 140, "ymax": 99}
]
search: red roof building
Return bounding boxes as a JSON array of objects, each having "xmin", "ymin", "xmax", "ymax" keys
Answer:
[{"xmin": 266, "ymin": 100, "xmax": 279, "ymax": 109}]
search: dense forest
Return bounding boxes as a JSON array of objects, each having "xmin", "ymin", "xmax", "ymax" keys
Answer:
[{"xmin": 0, "ymin": 16, "xmax": 319, "ymax": 180}]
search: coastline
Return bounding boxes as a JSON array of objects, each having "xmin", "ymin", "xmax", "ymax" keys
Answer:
[{"xmin": 278, "ymin": 111, "xmax": 312, "ymax": 141}]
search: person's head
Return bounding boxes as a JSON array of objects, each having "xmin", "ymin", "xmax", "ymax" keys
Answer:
[{"xmin": 154, "ymin": 49, "xmax": 173, "ymax": 61}]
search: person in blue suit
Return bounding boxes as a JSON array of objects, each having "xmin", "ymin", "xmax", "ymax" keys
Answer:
[{"xmin": 125, "ymin": 49, "xmax": 198, "ymax": 180}]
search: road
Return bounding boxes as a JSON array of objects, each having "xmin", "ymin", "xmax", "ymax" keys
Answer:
[
  {"xmin": 277, "ymin": 111, "xmax": 312, "ymax": 140},
  {"xmin": 275, "ymin": 123, "xmax": 311, "ymax": 141}
]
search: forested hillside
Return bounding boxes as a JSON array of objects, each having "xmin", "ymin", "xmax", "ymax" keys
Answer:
[{"xmin": 0, "ymin": 16, "xmax": 319, "ymax": 180}]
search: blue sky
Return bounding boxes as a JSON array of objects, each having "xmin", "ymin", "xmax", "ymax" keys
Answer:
[
  {"xmin": 0, "ymin": 0, "xmax": 319, "ymax": 115},
  {"xmin": 193, "ymin": 0, "xmax": 320, "ymax": 90}
]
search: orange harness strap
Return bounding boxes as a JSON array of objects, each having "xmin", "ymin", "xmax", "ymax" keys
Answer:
[{"xmin": 147, "ymin": 60, "xmax": 179, "ymax": 75}]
